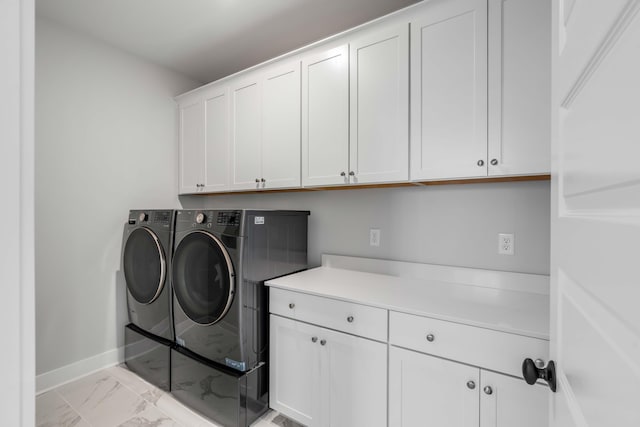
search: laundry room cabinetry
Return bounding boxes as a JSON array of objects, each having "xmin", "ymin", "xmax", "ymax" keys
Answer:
[
  {"xmin": 177, "ymin": 85, "xmax": 230, "ymax": 194},
  {"xmin": 388, "ymin": 311, "xmax": 549, "ymax": 427},
  {"xmin": 410, "ymin": 0, "xmax": 550, "ymax": 181},
  {"xmin": 230, "ymin": 61, "xmax": 301, "ymax": 191},
  {"xmin": 269, "ymin": 289, "xmax": 387, "ymax": 427}
]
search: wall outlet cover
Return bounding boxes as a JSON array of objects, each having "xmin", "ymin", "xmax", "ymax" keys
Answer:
[
  {"xmin": 498, "ymin": 233, "xmax": 515, "ymax": 255},
  {"xmin": 370, "ymin": 228, "xmax": 381, "ymax": 247}
]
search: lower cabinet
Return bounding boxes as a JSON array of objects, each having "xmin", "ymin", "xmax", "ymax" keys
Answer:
[
  {"xmin": 389, "ymin": 346, "xmax": 548, "ymax": 427},
  {"xmin": 270, "ymin": 314, "xmax": 387, "ymax": 427}
]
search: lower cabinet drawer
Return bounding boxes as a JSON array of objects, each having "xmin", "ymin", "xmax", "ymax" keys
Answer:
[
  {"xmin": 389, "ymin": 311, "xmax": 548, "ymax": 378},
  {"xmin": 270, "ymin": 287, "xmax": 388, "ymax": 342}
]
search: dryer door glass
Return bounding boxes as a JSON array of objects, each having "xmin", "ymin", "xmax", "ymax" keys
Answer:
[
  {"xmin": 172, "ymin": 231, "xmax": 235, "ymax": 325},
  {"xmin": 123, "ymin": 228, "xmax": 166, "ymax": 304}
]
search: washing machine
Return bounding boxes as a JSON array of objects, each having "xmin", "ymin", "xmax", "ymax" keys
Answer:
[
  {"xmin": 122, "ymin": 209, "xmax": 175, "ymax": 390},
  {"xmin": 170, "ymin": 209, "xmax": 308, "ymax": 426}
]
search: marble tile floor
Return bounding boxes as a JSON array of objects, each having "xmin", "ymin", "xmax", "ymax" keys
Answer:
[{"xmin": 36, "ymin": 364, "xmax": 300, "ymax": 427}]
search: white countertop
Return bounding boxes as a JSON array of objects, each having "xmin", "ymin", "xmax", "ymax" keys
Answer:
[{"xmin": 266, "ymin": 264, "xmax": 550, "ymax": 340}]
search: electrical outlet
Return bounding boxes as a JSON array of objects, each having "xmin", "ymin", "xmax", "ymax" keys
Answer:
[
  {"xmin": 370, "ymin": 228, "xmax": 381, "ymax": 247},
  {"xmin": 498, "ymin": 233, "xmax": 515, "ymax": 255}
]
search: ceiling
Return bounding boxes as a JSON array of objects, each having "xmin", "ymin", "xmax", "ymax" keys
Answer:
[{"xmin": 36, "ymin": 0, "xmax": 422, "ymax": 84}]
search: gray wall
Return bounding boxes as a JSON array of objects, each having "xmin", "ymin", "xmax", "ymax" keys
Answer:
[
  {"xmin": 35, "ymin": 17, "xmax": 200, "ymax": 376},
  {"xmin": 182, "ymin": 180, "xmax": 550, "ymax": 275}
]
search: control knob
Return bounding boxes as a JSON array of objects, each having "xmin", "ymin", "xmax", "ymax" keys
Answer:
[
  {"xmin": 138, "ymin": 212, "xmax": 148, "ymax": 222},
  {"xmin": 195, "ymin": 212, "xmax": 206, "ymax": 224}
]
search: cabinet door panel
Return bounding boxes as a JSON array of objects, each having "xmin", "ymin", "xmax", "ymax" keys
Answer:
[
  {"xmin": 321, "ymin": 327, "xmax": 387, "ymax": 427},
  {"xmin": 410, "ymin": 0, "xmax": 488, "ymax": 180},
  {"xmin": 302, "ymin": 45, "xmax": 350, "ymax": 187},
  {"xmin": 179, "ymin": 100, "xmax": 204, "ymax": 194},
  {"xmin": 203, "ymin": 88, "xmax": 229, "ymax": 192},
  {"xmin": 488, "ymin": 0, "xmax": 550, "ymax": 176},
  {"xmin": 230, "ymin": 77, "xmax": 261, "ymax": 190},
  {"xmin": 350, "ymin": 24, "xmax": 409, "ymax": 184},
  {"xmin": 389, "ymin": 346, "xmax": 479, "ymax": 427},
  {"xmin": 262, "ymin": 62, "xmax": 301, "ymax": 189},
  {"xmin": 480, "ymin": 370, "xmax": 548, "ymax": 427},
  {"xmin": 269, "ymin": 315, "xmax": 319, "ymax": 426}
]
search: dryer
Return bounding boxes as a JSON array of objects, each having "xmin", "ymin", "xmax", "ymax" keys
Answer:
[
  {"xmin": 122, "ymin": 209, "xmax": 175, "ymax": 390},
  {"xmin": 122, "ymin": 209, "xmax": 175, "ymax": 340},
  {"xmin": 170, "ymin": 209, "xmax": 308, "ymax": 426}
]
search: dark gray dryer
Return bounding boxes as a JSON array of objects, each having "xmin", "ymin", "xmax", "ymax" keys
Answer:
[
  {"xmin": 170, "ymin": 209, "xmax": 308, "ymax": 426},
  {"xmin": 122, "ymin": 209, "xmax": 175, "ymax": 391}
]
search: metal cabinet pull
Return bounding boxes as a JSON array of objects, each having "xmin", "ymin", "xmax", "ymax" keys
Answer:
[
  {"xmin": 426, "ymin": 334, "xmax": 435, "ymax": 342},
  {"xmin": 466, "ymin": 381, "xmax": 476, "ymax": 390},
  {"xmin": 261, "ymin": 178, "xmax": 266, "ymax": 183},
  {"xmin": 320, "ymin": 339, "xmax": 326, "ymax": 346},
  {"xmin": 490, "ymin": 158, "xmax": 498, "ymax": 166},
  {"xmin": 522, "ymin": 358, "xmax": 557, "ymax": 392},
  {"xmin": 348, "ymin": 171, "xmax": 355, "ymax": 176},
  {"xmin": 288, "ymin": 303, "xmax": 295, "ymax": 309},
  {"xmin": 255, "ymin": 178, "xmax": 260, "ymax": 183},
  {"xmin": 347, "ymin": 316, "xmax": 354, "ymax": 323},
  {"xmin": 340, "ymin": 171, "xmax": 346, "ymax": 177},
  {"xmin": 484, "ymin": 386, "xmax": 493, "ymax": 395},
  {"xmin": 311, "ymin": 336, "xmax": 318, "ymax": 343},
  {"xmin": 477, "ymin": 160, "xmax": 485, "ymax": 167}
]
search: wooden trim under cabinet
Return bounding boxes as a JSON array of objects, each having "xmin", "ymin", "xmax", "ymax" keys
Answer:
[{"xmin": 189, "ymin": 174, "xmax": 550, "ymax": 196}]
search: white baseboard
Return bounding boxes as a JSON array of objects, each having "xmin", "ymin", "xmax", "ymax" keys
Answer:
[{"xmin": 36, "ymin": 347, "xmax": 124, "ymax": 395}]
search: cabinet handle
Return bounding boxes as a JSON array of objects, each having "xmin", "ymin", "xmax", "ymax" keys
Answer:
[
  {"xmin": 490, "ymin": 158, "xmax": 498, "ymax": 166},
  {"xmin": 340, "ymin": 171, "xmax": 346, "ymax": 177},
  {"xmin": 483, "ymin": 386, "xmax": 493, "ymax": 395},
  {"xmin": 466, "ymin": 381, "xmax": 476, "ymax": 390},
  {"xmin": 320, "ymin": 339, "xmax": 326, "ymax": 346},
  {"xmin": 255, "ymin": 178, "xmax": 260, "ymax": 183},
  {"xmin": 426, "ymin": 334, "xmax": 435, "ymax": 342},
  {"xmin": 288, "ymin": 303, "xmax": 295, "ymax": 309},
  {"xmin": 347, "ymin": 316, "xmax": 354, "ymax": 323},
  {"xmin": 349, "ymin": 171, "xmax": 355, "ymax": 176},
  {"xmin": 261, "ymin": 178, "xmax": 266, "ymax": 183},
  {"xmin": 311, "ymin": 336, "xmax": 318, "ymax": 343},
  {"xmin": 477, "ymin": 160, "xmax": 485, "ymax": 167}
]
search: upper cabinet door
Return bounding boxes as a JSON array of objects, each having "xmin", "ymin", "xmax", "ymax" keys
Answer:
[
  {"xmin": 230, "ymin": 76, "xmax": 262, "ymax": 190},
  {"xmin": 202, "ymin": 87, "xmax": 230, "ymax": 192},
  {"xmin": 410, "ymin": 0, "xmax": 488, "ymax": 181},
  {"xmin": 487, "ymin": 0, "xmax": 550, "ymax": 176},
  {"xmin": 350, "ymin": 24, "xmax": 409, "ymax": 185},
  {"xmin": 302, "ymin": 45, "xmax": 350, "ymax": 187},
  {"xmin": 262, "ymin": 61, "xmax": 301, "ymax": 189},
  {"xmin": 179, "ymin": 99, "xmax": 205, "ymax": 194}
]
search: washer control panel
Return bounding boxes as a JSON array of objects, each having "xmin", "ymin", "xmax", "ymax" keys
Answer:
[{"xmin": 216, "ymin": 211, "xmax": 241, "ymax": 226}]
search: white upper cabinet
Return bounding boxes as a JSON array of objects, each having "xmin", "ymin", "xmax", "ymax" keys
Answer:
[
  {"xmin": 179, "ymin": 99, "xmax": 205, "ymax": 194},
  {"xmin": 230, "ymin": 74, "xmax": 262, "ymax": 190},
  {"xmin": 350, "ymin": 24, "xmax": 409, "ymax": 184},
  {"xmin": 410, "ymin": 0, "xmax": 488, "ymax": 181},
  {"xmin": 230, "ymin": 62, "xmax": 301, "ymax": 191},
  {"xmin": 301, "ymin": 45, "xmax": 350, "ymax": 187},
  {"xmin": 202, "ymin": 86, "xmax": 230, "ymax": 192},
  {"xmin": 487, "ymin": 0, "xmax": 551, "ymax": 176},
  {"xmin": 178, "ymin": 85, "xmax": 230, "ymax": 194},
  {"xmin": 262, "ymin": 61, "xmax": 301, "ymax": 189}
]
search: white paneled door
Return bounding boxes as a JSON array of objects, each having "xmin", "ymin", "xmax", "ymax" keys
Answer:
[
  {"xmin": 551, "ymin": 0, "xmax": 640, "ymax": 425},
  {"xmin": 230, "ymin": 75, "xmax": 262, "ymax": 190}
]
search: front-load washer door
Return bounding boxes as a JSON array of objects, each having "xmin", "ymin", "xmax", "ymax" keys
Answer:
[
  {"xmin": 172, "ymin": 231, "xmax": 235, "ymax": 326},
  {"xmin": 123, "ymin": 227, "xmax": 167, "ymax": 305}
]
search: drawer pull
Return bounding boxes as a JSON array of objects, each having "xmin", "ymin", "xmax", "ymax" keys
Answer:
[
  {"xmin": 288, "ymin": 303, "xmax": 295, "ymax": 309},
  {"xmin": 426, "ymin": 334, "xmax": 435, "ymax": 342},
  {"xmin": 311, "ymin": 336, "xmax": 318, "ymax": 343},
  {"xmin": 466, "ymin": 380, "xmax": 476, "ymax": 390},
  {"xmin": 320, "ymin": 339, "xmax": 326, "ymax": 346},
  {"xmin": 347, "ymin": 316, "xmax": 354, "ymax": 323},
  {"xmin": 484, "ymin": 386, "xmax": 493, "ymax": 395}
]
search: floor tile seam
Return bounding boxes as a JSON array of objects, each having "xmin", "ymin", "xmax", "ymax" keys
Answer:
[
  {"xmin": 107, "ymin": 370, "xmax": 190, "ymax": 427},
  {"xmin": 53, "ymin": 388, "xmax": 94, "ymax": 427}
]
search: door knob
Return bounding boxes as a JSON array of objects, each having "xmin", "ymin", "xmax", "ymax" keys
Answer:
[{"xmin": 522, "ymin": 358, "xmax": 557, "ymax": 392}]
